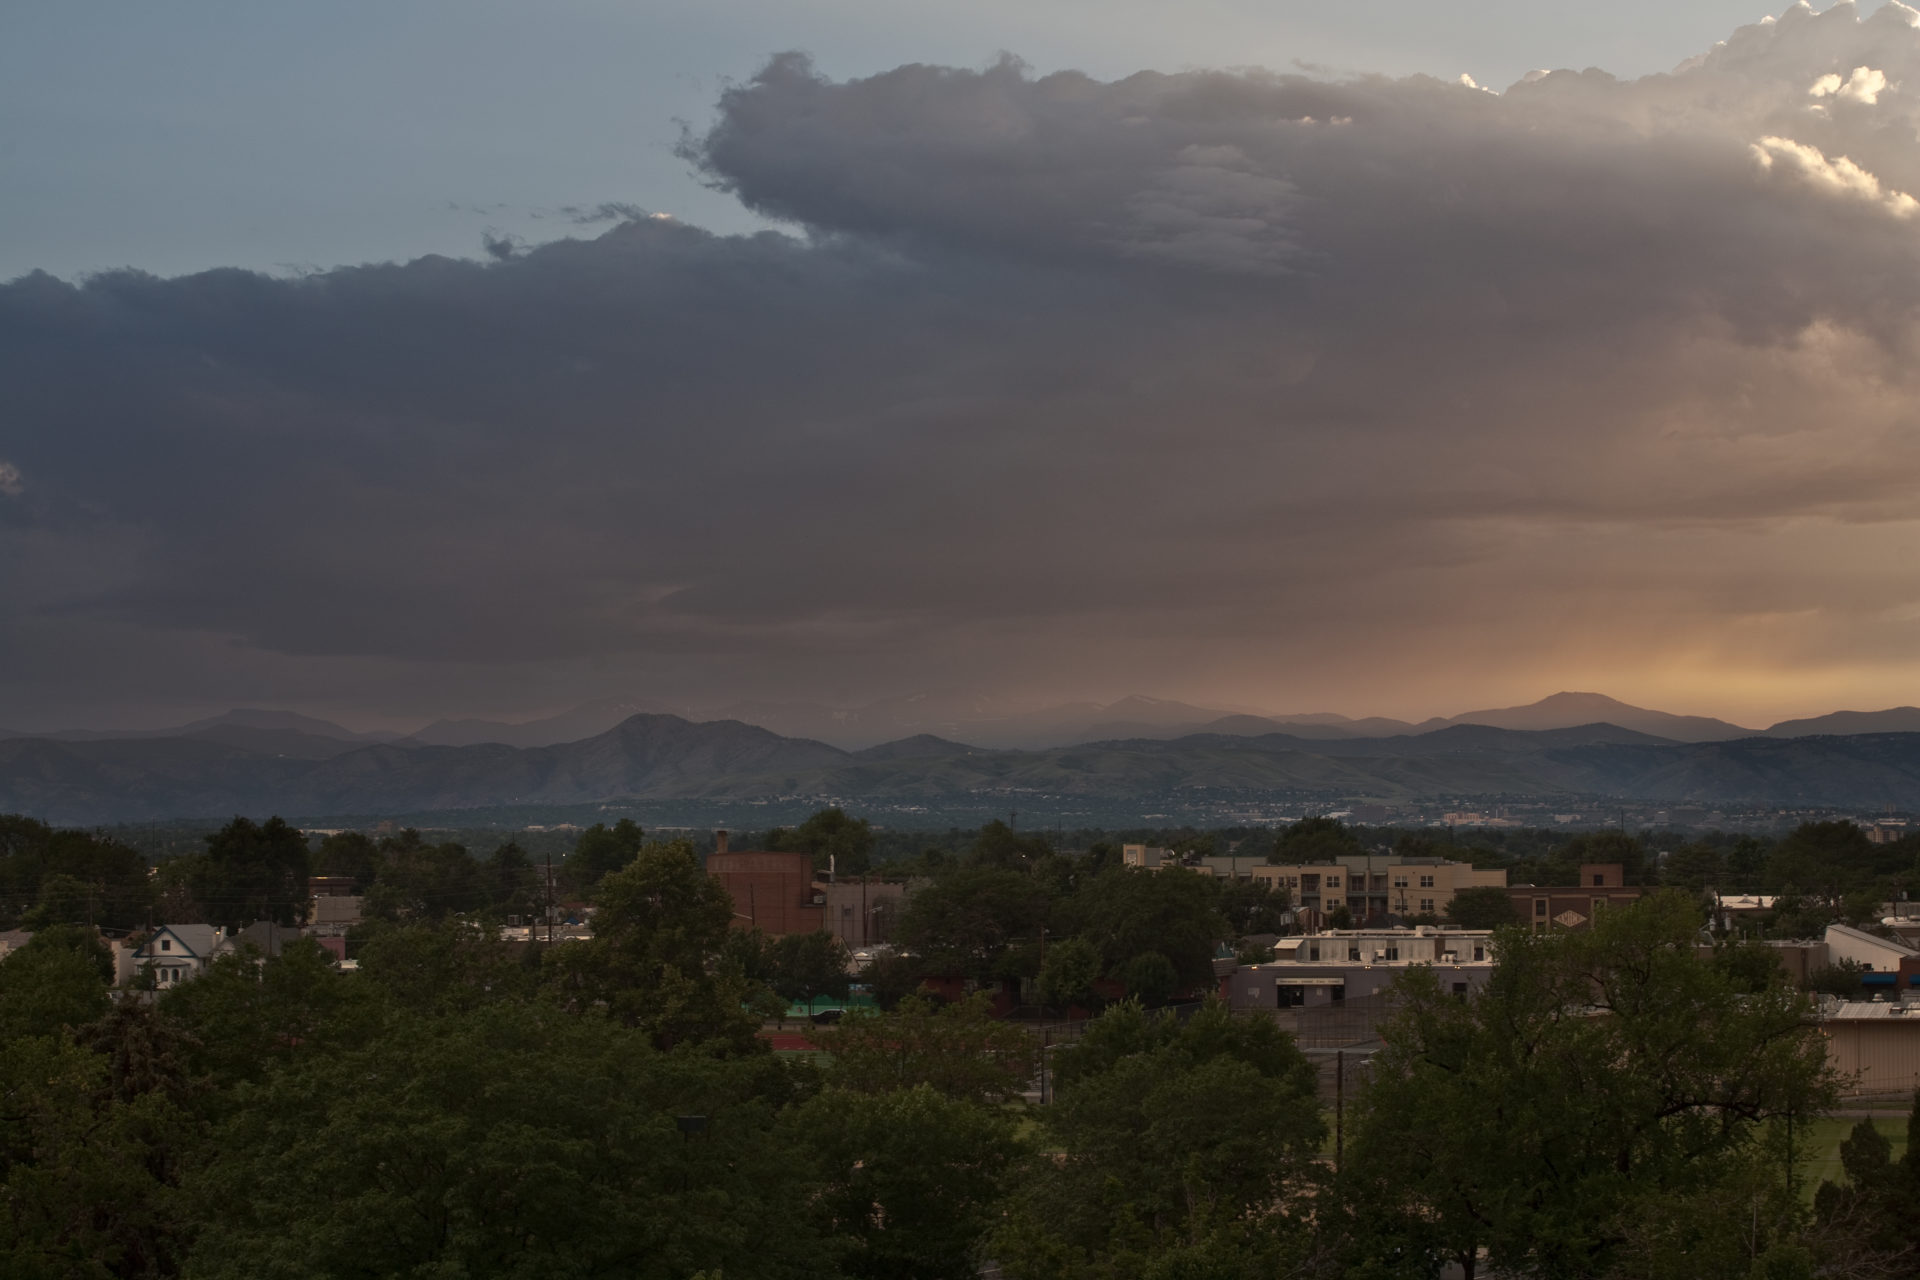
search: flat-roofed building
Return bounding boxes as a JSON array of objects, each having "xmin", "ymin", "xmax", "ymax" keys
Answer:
[
  {"xmin": 1226, "ymin": 926, "xmax": 1497, "ymax": 1008},
  {"xmin": 1260, "ymin": 856, "xmax": 1505, "ymax": 923},
  {"xmin": 1508, "ymin": 864, "xmax": 1645, "ymax": 931},
  {"xmin": 1124, "ymin": 846, "xmax": 1505, "ymax": 924},
  {"xmin": 820, "ymin": 878, "xmax": 910, "ymax": 948},
  {"xmin": 1821, "ymin": 999, "xmax": 1920, "ymax": 1094},
  {"xmin": 1825, "ymin": 923, "xmax": 1920, "ymax": 992},
  {"xmin": 706, "ymin": 831, "xmax": 825, "ymax": 936}
]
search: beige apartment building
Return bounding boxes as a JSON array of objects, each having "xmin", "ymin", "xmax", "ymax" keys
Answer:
[
  {"xmin": 1122, "ymin": 845, "xmax": 1505, "ymax": 922},
  {"xmin": 1260, "ymin": 856, "xmax": 1506, "ymax": 921}
]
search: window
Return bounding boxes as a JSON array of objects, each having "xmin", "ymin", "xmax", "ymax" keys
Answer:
[
  {"xmin": 1392, "ymin": 876, "xmax": 1409, "ymax": 888},
  {"xmin": 1592, "ymin": 873, "xmax": 1605, "ymax": 887},
  {"xmin": 160, "ymin": 939, "xmax": 171, "ymax": 952},
  {"xmin": 1420, "ymin": 898, "xmax": 1435, "ymax": 913},
  {"xmin": 1534, "ymin": 898, "xmax": 1547, "ymax": 917},
  {"xmin": 1384, "ymin": 945, "xmax": 1400, "ymax": 961},
  {"xmin": 1327, "ymin": 876, "xmax": 1341, "ymax": 888},
  {"xmin": 1419, "ymin": 875, "xmax": 1435, "ymax": 888},
  {"xmin": 1473, "ymin": 945, "xmax": 1486, "ymax": 961},
  {"xmin": 1308, "ymin": 944, "xmax": 1321, "ymax": 961},
  {"xmin": 1347, "ymin": 945, "xmax": 1361, "ymax": 961}
]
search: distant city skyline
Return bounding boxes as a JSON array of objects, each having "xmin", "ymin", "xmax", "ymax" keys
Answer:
[{"xmin": 8, "ymin": 4, "xmax": 1920, "ymax": 733}]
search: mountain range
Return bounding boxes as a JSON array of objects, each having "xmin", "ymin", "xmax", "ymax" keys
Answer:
[
  {"xmin": 9, "ymin": 700, "xmax": 1920, "ymax": 825},
  {"xmin": 17, "ymin": 690, "xmax": 1919, "ymax": 755}
]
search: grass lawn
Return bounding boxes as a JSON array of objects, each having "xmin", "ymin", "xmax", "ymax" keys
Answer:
[{"xmin": 1799, "ymin": 1115, "xmax": 1910, "ymax": 1201}]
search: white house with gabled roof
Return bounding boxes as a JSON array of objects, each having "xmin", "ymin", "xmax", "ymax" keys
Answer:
[{"xmin": 131, "ymin": 924, "xmax": 228, "ymax": 989}]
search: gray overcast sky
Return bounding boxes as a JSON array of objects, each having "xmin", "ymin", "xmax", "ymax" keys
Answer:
[
  {"xmin": 12, "ymin": 1, "xmax": 1920, "ymax": 733},
  {"xmin": 5, "ymin": 1, "xmax": 1778, "ymax": 280}
]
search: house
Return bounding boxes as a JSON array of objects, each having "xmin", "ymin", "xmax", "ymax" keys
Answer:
[
  {"xmin": 1507, "ymin": 863, "xmax": 1644, "ymax": 931},
  {"xmin": 0, "ymin": 929, "xmax": 32, "ymax": 961},
  {"xmin": 130, "ymin": 924, "xmax": 229, "ymax": 988}
]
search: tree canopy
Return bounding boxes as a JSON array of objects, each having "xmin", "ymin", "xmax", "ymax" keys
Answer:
[{"xmin": 1348, "ymin": 891, "xmax": 1838, "ymax": 1279}]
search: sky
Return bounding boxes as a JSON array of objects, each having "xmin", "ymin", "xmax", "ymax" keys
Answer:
[{"xmin": 5, "ymin": 1, "xmax": 1920, "ymax": 732}]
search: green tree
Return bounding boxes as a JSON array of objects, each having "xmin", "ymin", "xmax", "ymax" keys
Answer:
[
  {"xmin": 1074, "ymin": 866, "xmax": 1223, "ymax": 991},
  {"xmin": 1035, "ymin": 935, "xmax": 1101, "ymax": 1013},
  {"xmin": 1806, "ymin": 958, "xmax": 1869, "ymax": 997},
  {"xmin": 362, "ymin": 829, "xmax": 484, "ymax": 922},
  {"xmin": 1217, "ymin": 877, "xmax": 1290, "ymax": 936},
  {"xmin": 0, "ymin": 925, "xmax": 112, "ymax": 1040},
  {"xmin": 161, "ymin": 938, "xmax": 375, "ymax": 1096},
  {"xmin": 1121, "ymin": 951, "xmax": 1179, "ymax": 1006},
  {"xmin": 542, "ymin": 838, "xmax": 759, "ymax": 1052},
  {"xmin": 769, "ymin": 807, "xmax": 875, "ymax": 876},
  {"xmin": 185, "ymin": 1003, "xmax": 825, "ymax": 1280},
  {"xmin": 766, "ymin": 929, "xmax": 852, "ymax": 1010},
  {"xmin": 862, "ymin": 950, "xmax": 931, "ymax": 1011},
  {"xmin": 196, "ymin": 816, "xmax": 311, "ymax": 928},
  {"xmin": 968, "ymin": 819, "xmax": 1053, "ymax": 871},
  {"xmin": 355, "ymin": 919, "xmax": 541, "ymax": 1016},
  {"xmin": 1766, "ymin": 821, "xmax": 1875, "ymax": 903},
  {"xmin": 0, "ymin": 1031, "xmax": 186, "ymax": 1277},
  {"xmin": 312, "ymin": 830, "xmax": 380, "ymax": 891},
  {"xmin": 1347, "ymin": 893, "xmax": 1838, "ymax": 1279},
  {"xmin": 481, "ymin": 838, "xmax": 545, "ymax": 921},
  {"xmin": 1442, "ymin": 884, "xmax": 1517, "ymax": 929},
  {"xmin": 894, "ymin": 866, "xmax": 1050, "ymax": 981},
  {"xmin": 1269, "ymin": 816, "xmax": 1363, "ymax": 864},
  {"xmin": 785, "ymin": 1084, "xmax": 1023, "ymax": 1280},
  {"xmin": 1662, "ymin": 842, "xmax": 1725, "ymax": 893},
  {"xmin": 817, "ymin": 993, "xmax": 1038, "ymax": 1105},
  {"xmin": 993, "ymin": 999, "xmax": 1324, "ymax": 1278},
  {"xmin": 567, "ymin": 818, "xmax": 645, "ymax": 891},
  {"xmin": 1725, "ymin": 835, "xmax": 1769, "ymax": 894},
  {"xmin": 0, "ymin": 816, "xmax": 153, "ymax": 931},
  {"xmin": 1810, "ymin": 1093, "xmax": 1920, "ymax": 1273}
]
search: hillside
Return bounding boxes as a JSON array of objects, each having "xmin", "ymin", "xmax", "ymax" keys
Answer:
[{"xmin": 7, "ymin": 712, "xmax": 1920, "ymax": 825}]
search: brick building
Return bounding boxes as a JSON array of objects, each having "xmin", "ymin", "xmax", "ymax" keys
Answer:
[
  {"xmin": 1506, "ymin": 863, "xmax": 1644, "ymax": 931},
  {"xmin": 705, "ymin": 831, "xmax": 824, "ymax": 935}
]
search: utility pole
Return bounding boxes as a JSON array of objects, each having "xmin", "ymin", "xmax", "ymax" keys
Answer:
[
  {"xmin": 1785, "ymin": 1106, "xmax": 1795, "ymax": 1201},
  {"xmin": 544, "ymin": 851, "xmax": 555, "ymax": 946},
  {"xmin": 1336, "ymin": 1049, "xmax": 1346, "ymax": 1174}
]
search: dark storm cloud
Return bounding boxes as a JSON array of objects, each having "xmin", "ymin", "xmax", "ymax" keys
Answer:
[{"xmin": 10, "ymin": 0, "xmax": 1920, "ymax": 725}]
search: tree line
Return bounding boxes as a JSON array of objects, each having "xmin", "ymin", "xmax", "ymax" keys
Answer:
[{"xmin": 0, "ymin": 846, "xmax": 1903, "ymax": 1277}]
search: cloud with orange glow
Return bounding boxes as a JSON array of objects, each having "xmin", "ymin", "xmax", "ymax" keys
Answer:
[{"xmin": 5, "ymin": 2, "xmax": 1920, "ymax": 728}]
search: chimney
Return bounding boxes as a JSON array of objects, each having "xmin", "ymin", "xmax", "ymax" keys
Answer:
[{"xmin": 714, "ymin": 829, "xmax": 729, "ymax": 856}]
